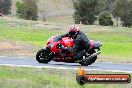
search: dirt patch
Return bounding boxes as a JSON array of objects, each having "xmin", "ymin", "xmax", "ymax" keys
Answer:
[{"xmin": 0, "ymin": 40, "xmax": 36, "ymax": 57}]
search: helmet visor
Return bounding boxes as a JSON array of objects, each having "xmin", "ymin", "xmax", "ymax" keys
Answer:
[{"xmin": 69, "ymin": 31, "xmax": 76, "ymax": 36}]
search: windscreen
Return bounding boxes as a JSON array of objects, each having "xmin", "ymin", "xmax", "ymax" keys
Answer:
[{"xmin": 52, "ymin": 35, "xmax": 62, "ymax": 42}]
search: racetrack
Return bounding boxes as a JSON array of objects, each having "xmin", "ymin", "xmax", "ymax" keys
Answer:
[{"xmin": 0, "ymin": 56, "xmax": 132, "ymax": 73}]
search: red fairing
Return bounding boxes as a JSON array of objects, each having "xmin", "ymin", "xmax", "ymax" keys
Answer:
[
  {"xmin": 46, "ymin": 35, "xmax": 74, "ymax": 53},
  {"xmin": 46, "ymin": 35, "xmax": 75, "ymax": 62},
  {"xmin": 46, "ymin": 35, "xmax": 57, "ymax": 45}
]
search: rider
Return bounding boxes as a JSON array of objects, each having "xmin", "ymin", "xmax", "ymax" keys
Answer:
[{"xmin": 60, "ymin": 25, "xmax": 90, "ymax": 62}]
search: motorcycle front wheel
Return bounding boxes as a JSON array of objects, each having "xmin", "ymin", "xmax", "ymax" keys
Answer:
[{"xmin": 36, "ymin": 48, "xmax": 53, "ymax": 63}]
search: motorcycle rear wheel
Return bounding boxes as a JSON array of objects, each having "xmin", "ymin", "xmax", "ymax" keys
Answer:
[
  {"xmin": 36, "ymin": 48, "xmax": 53, "ymax": 63},
  {"xmin": 82, "ymin": 56, "xmax": 97, "ymax": 66},
  {"xmin": 80, "ymin": 56, "xmax": 97, "ymax": 66}
]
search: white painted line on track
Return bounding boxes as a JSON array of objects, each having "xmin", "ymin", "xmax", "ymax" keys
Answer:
[
  {"xmin": 0, "ymin": 64, "xmax": 132, "ymax": 73},
  {"xmin": 0, "ymin": 56, "xmax": 6, "ymax": 58}
]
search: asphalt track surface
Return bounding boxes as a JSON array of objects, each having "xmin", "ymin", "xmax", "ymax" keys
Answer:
[{"xmin": 0, "ymin": 56, "xmax": 132, "ymax": 73}]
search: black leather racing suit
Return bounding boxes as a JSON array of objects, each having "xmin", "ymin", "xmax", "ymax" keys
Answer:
[{"xmin": 61, "ymin": 31, "xmax": 90, "ymax": 61}]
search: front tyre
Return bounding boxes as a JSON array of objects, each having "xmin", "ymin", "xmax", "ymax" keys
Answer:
[{"xmin": 36, "ymin": 48, "xmax": 53, "ymax": 63}]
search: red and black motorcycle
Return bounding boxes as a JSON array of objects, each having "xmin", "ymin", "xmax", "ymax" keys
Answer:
[{"xmin": 36, "ymin": 35, "xmax": 102, "ymax": 66}]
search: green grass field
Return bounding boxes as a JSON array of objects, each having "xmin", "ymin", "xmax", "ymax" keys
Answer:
[
  {"xmin": 0, "ymin": 17, "xmax": 132, "ymax": 62},
  {"xmin": 0, "ymin": 66, "xmax": 131, "ymax": 88}
]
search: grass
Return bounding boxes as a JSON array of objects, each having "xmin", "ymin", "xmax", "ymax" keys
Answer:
[
  {"xmin": 0, "ymin": 66, "xmax": 131, "ymax": 88},
  {"xmin": 47, "ymin": 15, "xmax": 74, "ymax": 24},
  {"xmin": 88, "ymin": 31, "xmax": 132, "ymax": 56},
  {"xmin": 0, "ymin": 17, "xmax": 57, "ymax": 46},
  {"xmin": 0, "ymin": 17, "xmax": 132, "ymax": 62}
]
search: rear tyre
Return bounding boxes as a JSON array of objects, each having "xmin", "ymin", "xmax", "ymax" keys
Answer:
[
  {"xmin": 90, "ymin": 56, "xmax": 97, "ymax": 63},
  {"xmin": 80, "ymin": 62, "xmax": 89, "ymax": 66},
  {"xmin": 88, "ymin": 49, "xmax": 97, "ymax": 64},
  {"xmin": 36, "ymin": 48, "xmax": 53, "ymax": 63},
  {"xmin": 80, "ymin": 57, "xmax": 97, "ymax": 66},
  {"xmin": 81, "ymin": 56, "xmax": 97, "ymax": 66},
  {"xmin": 80, "ymin": 51, "xmax": 97, "ymax": 66}
]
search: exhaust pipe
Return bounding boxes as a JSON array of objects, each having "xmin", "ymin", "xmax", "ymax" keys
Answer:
[{"xmin": 83, "ymin": 51, "xmax": 101, "ymax": 62}]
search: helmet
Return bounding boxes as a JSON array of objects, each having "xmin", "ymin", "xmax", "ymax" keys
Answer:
[{"xmin": 68, "ymin": 25, "xmax": 79, "ymax": 38}]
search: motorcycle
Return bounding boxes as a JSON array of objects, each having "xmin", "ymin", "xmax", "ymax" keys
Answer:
[{"xmin": 36, "ymin": 35, "xmax": 102, "ymax": 66}]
